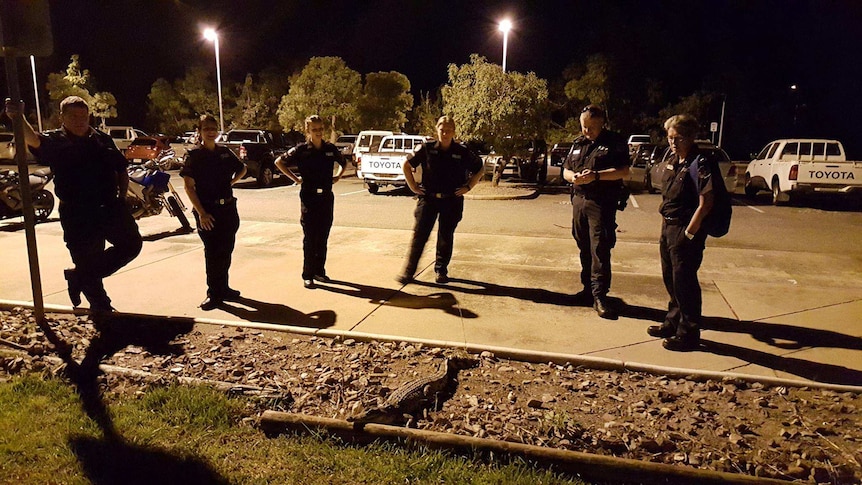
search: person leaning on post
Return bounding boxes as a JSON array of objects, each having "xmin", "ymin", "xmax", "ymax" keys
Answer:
[
  {"xmin": 275, "ymin": 115, "xmax": 345, "ymax": 289},
  {"xmin": 562, "ymin": 105, "xmax": 630, "ymax": 319},
  {"xmin": 181, "ymin": 114, "xmax": 247, "ymax": 311},
  {"xmin": 647, "ymin": 114, "xmax": 713, "ymax": 351},
  {"xmin": 5, "ymin": 96, "xmax": 142, "ymax": 313},
  {"xmin": 396, "ymin": 115, "xmax": 484, "ymax": 285}
]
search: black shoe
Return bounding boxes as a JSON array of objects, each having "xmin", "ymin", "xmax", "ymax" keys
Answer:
[
  {"xmin": 662, "ymin": 335, "xmax": 701, "ymax": 352},
  {"xmin": 89, "ymin": 302, "xmax": 115, "ymax": 314},
  {"xmin": 313, "ymin": 274, "xmax": 331, "ymax": 283},
  {"xmin": 572, "ymin": 289, "xmax": 593, "ymax": 306},
  {"xmin": 223, "ymin": 288, "xmax": 241, "ymax": 300},
  {"xmin": 64, "ymin": 268, "xmax": 82, "ymax": 307},
  {"xmin": 395, "ymin": 274, "xmax": 413, "ymax": 285},
  {"xmin": 647, "ymin": 325, "xmax": 675, "ymax": 338},
  {"xmin": 593, "ymin": 298, "xmax": 617, "ymax": 319},
  {"xmin": 435, "ymin": 273, "xmax": 450, "ymax": 284},
  {"xmin": 303, "ymin": 279, "xmax": 315, "ymax": 289},
  {"xmin": 200, "ymin": 296, "xmax": 221, "ymax": 311}
]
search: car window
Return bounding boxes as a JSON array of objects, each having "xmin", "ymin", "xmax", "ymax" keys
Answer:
[
  {"xmin": 703, "ymin": 148, "xmax": 730, "ymax": 163},
  {"xmin": 130, "ymin": 139, "xmax": 156, "ymax": 146},
  {"xmin": 799, "ymin": 142, "xmax": 812, "ymax": 156},
  {"xmin": 766, "ymin": 143, "xmax": 780, "ymax": 159},
  {"xmin": 0, "ymin": 134, "xmax": 13, "ymax": 143},
  {"xmin": 780, "ymin": 142, "xmax": 799, "ymax": 159},
  {"xmin": 812, "ymin": 142, "xmax": 825, "ymax": 156},
  {"xmin": 227, "ymin": 132, "xmax": 256, "ymax": 142},
  {"xmin": 826, "ymin": 143, "xmax": 841, "ymax": 157},
  {"xmin": 109, "ymin": 129, "xmax": 126, "ymax": 138}
]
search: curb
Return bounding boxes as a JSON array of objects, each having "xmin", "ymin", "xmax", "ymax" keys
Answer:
[{"xmin": 4, "ymin": 300, "xmax": 861, "ymax": 394}]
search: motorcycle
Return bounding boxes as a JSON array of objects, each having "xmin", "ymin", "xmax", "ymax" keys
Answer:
[
  {"xmin": 127, "ymin": 149, "xmax": 192, "ymax": 231},
  {"xmin": 0, "ymin": 167, "xmax": 55, "ymax": 222}
]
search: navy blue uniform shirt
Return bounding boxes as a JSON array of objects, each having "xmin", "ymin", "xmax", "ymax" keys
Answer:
[
  {"xmin": 180, "ymin": 146, "xmax": 245, "ymax": 203},
  {"xmin": 36, "ymin": 128, "xmax": 127, "ymax": 205},
  {"xmin": 282, "ymin": 142, "xmax": 345, "ymax": 193},
  {"xmin": 408, "ymin": 141, "xmax": 482, "ymax": 194}
]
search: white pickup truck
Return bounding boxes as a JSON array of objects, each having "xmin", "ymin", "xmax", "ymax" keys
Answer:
[
  {"xmin": 358, "ymin": 134, "xmax": 431, "ymax": 194},
  {"xmin": 744, "ymin": 139, "xmax": 862, "ymax": 204}
]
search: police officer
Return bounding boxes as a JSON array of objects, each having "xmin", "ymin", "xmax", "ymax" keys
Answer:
[
  {"xmin": 563, "ymin": 105, "xmax": 630, "ymax": 319},
  {"xmin": 5, "ymin": 96, "xmax": 142, "ymax": 312},
  {"xmin": 181, "ymin": 114, "xmax": 247, "ymax": 310},
  {"xmin": 275, "ymin": 115, "xmax": 345, "ymax": 288},
  {"xmin": 648, "ymin": 114, "xmax": 714, "ymax": 351},
  {"xmin": 397, "ymin": 115, "xmax": 483, "ymax": 284}
]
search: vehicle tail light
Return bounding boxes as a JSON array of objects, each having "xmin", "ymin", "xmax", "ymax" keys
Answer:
[
  {"xmin": 356, "ymin": 154, "xmax": 361, "ymax": 170},
  {"xmin": 789, "ymin": 165, "xmax": 798, "ymax": 180},
  {"xmin": 239, "ymin": 145, "xmax": 247, "ymax": 160}
]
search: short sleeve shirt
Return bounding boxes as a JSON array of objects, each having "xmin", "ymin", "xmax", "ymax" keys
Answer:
[
  {"xmin": 35, "ymin": 128, "xmax": 127, "ymax": 205},
  {"xmin": 282, "ymin": 142, "xmax": 345, "ymax": 193},
  {"xmin": 180, "ymin": 146, "xmax": 245, "ymax": 203},
  {"xmin": 563, "ymin": 129, "xmax": 630, "ymax": 200},
  {"xmin": 659, "ymin": 147, "xmax": 714, "ymax": 219},
  {"xmin": 408, "ymin": 141, "xmax": 482, "ymax": 194}
]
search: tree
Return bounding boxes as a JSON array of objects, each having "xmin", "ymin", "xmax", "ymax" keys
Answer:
[
  {"xmin": 45, "ymin": 55, "xmax": 118, "ymax": 128},
  {"xmin": 226, "ymin": 69, "xmax": 288, "ymax": 131},
  {"xmin": 442, "ymin": 54, "xmax": 549, "ymax": 185},
  {"xmin": 564, "ymin": 54, "xmax": 610, "ymax": 109},
  {"xmin": 175, "ymin": 66, "xmax": 219, "ymax": 121},
  {"xmin": 411, "ymin": 90, "xmax": 443, "ymax": 137},
  {"xmin": 357, "ymin": 71, "xmax": 413, "ymax": 132},
  {"xmin": 277, "ymin": 57, "xmax": 361, "ymax": 139},
  {"xmin": 147, "ymin": 78, "xmax": 194, "ymax": 135}
]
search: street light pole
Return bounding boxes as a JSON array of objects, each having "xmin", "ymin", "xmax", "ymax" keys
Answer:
[
  {"xmin": 498, "ymin": 19, "xmax": 512, "ymax": 72},
  {"xmin": 29, "ymin": 55, "xmax": 42, "ymax": 131},
  {"xmin": 204, "ymin": 28, "xmax": 225, "ymax": 134}
]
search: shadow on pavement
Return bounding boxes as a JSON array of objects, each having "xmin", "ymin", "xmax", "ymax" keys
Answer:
[
  {"xmin": 217, "ymin": 296, "xmax": 337, "ymax": 328},
  {"xmin": 34, "ymin": 313, "xmax": 229, "ymax": 484},
  {"xmin": 316, "ymin": 279, "xmax": 478, "ymax": 318},
  {"xmin": 0, "ymin": 217, "xmax": 58, "ymax": 231},
  {"xmin": 141, "ymin": 226, "xmax": 195, "ymax": 242},
  {"xmin": 620, "ymin": 303, "xmax": 862, "ymax": 385},
  {"xmin": 417, "ymin": 277, "xmax": 582, "ymax": 307}
]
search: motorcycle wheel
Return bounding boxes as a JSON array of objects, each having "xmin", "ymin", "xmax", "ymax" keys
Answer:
[
  {"xmin": 33, "ymin": 190, "xmax": 55, "ymax": 221},
  {"xmin": 167, "ymin": 195, "xmax": 192, "ymax": 231}
]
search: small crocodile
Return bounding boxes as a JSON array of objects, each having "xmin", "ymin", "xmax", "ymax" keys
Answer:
[{"xmin": 349, "ymin": 355, "xmax": 478, "ymax": 426}]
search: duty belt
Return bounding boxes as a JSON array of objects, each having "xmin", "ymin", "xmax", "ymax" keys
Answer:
[
  {"xmin": 207, "ymin": 197, "xmax": 235, "ymax": 205},
  {"xmin": 663, "ymin": 216, "xmax": 687, "ymax": 225},
  {"xmin": 427, "ymin": 193, "xmax": 456, "ymax": 199}
]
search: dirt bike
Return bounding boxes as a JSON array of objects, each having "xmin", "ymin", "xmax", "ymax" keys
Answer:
[
  {"xmin": 127, "ymin": 150, "xmax": 191, "ymax": 231},
  {"xmin": 0, "ymin": 167, "xmax": 55, "ymax": 222}
]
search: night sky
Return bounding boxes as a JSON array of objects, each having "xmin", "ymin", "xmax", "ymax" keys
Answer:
[{"xmin": 4, "ymin": 0, "xmax": 862, "ymax": 157}]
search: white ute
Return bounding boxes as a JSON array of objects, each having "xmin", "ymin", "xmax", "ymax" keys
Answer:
[
  {"xmin": 359, "ymin": 134, "xmax": 431, "ymax": 194},
  {"xmin": 744, "ymin": 139, "xmax": 862, "ymax": 204}
]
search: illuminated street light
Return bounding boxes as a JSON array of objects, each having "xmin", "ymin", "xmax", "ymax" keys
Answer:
[
  {"xmin": 29, "ymin": 55, "xmax": 43, "ymax": 131},
  {"xmin": 498, "ymin": 19, "xmax": 512, "ymax": 72},
  {"xmin": 203, "ymin": 27, "xmax": 225, "ymax": 134}
]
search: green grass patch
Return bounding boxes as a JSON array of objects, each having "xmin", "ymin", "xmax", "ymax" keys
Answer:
[{"xmin": 0, "ymin": 374, "xmax": 588, "ymax": 484}]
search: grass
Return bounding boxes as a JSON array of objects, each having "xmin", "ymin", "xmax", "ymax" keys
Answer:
[{"xmin": 0, "ymin": 373, "xmax": 588, "ymax": 484}]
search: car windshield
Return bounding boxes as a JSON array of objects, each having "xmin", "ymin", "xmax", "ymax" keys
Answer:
[
  {"xmin": 336, "ymin": 135, "xmax": 356, "ymax": 143},
  {"xmin": 0, "ymin": 134, "xmax": 13, "ymax": 142},
  {"xmin": 130, "ymin": 139, "xmax": 157, "ymax": 147},
  {"xmin": 702, "ymin": 148, "xmax": 730, "ymax": 162}
]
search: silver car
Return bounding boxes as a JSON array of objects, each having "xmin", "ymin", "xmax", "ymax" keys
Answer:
[{"xmin": 646, "ymin": 141, "xmax": 741, "ymax": 194}]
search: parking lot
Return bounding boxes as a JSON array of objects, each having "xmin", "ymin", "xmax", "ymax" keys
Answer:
[{"xmin": 2, "ymin": 165, "xmax": 862, "ymax": 385}]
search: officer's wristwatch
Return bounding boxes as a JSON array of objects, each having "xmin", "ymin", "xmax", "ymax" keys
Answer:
[{"xmin": 594, "ymin": 171, "xmax": 600, "ymax": 181}]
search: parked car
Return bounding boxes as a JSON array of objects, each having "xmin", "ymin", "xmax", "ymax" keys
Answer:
[
  {"xmin": 624, "ymin": 143, "xmax": 659, "ymax": 191},
  {"xmin": 335, "ymin": 134, "xmax": 357, "ymax": 163},
  {"xmin": 627, "ymin": 134, "xmax": 651, "ymax": 155},
  {"xmin": 744, "ymin": 138, "xmax": 862, "ymax": 204},
  {"xmin": 101, "ymin": 125, "xmax": 147, "ymax": 152},
  {"xmin": 645, "ymin": 141, "xmax": 740, "ymax": 194},
  {"xmin": 358, "ymin": 134, "xmax": 431, "ymax": 193},
  {"xmin": 546, "ymin": 142, "xmax": 573, "ymax": 186},
  {"xmin": 218, "ymin": 129, "xmax": 288, "ymax": 187},
  {"xmin": 353, "ymin": 130, "xmax": 394, "ymax": 171},
  {"xmin": 0, "ymin": 133, "xmax": 35, "ymax": 163},
  {"xmin": 125, "ymin": 136, "xmax": 172, "ymax": 164}
]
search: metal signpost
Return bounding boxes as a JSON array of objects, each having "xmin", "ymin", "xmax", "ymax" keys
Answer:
[{"xmin": 0, "ymin": 0, "xmax": 53, "ymax": 324}]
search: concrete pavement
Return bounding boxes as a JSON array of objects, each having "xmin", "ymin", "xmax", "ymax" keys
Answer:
[{"xmin": 1, "ymin": 206, "xmax": 861, "ymax": 388}]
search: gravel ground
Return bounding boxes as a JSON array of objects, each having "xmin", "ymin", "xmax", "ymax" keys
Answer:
[{"xmin": 1, "ymin": 307, "xmax": 860, "ymax": 484}]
